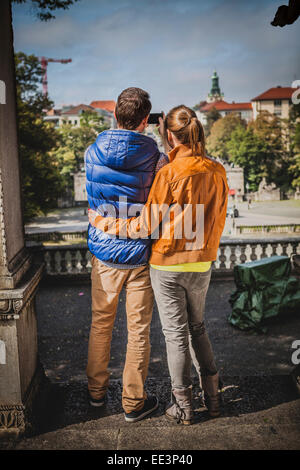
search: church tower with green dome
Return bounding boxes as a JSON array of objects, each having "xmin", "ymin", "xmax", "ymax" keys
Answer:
[{"xmin": 207, "ymin": 71, "xmax": 224, "ymax": 102}]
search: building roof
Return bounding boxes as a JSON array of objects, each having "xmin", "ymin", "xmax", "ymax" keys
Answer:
[
  {"xmin": 251, "ymin": 87, "xmax": 297, "ymax": 101},
  {"xmin": 199, "ymin": 100, "xmax": 252, "ymax": 112},
  {"xmin": 90, "ymin": 100, "xmax": 116, "ymax": 113},
  {"xmin": 46, "ymin": 108, "xmax": 61, "ymax": 116},
  {"xmin": 62, "ymin": 104, "xmax": 94, "ymax": 115}
]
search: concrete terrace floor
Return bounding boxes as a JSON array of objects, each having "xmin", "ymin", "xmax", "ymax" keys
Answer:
[{"xmin": 3, "ymin": 279, "xmax": 300, "ymax": 450}]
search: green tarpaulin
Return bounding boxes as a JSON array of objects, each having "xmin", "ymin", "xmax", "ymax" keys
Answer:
[{"xmin": 228, "ymin": 256, "xmax": 300, "ymax": 333}]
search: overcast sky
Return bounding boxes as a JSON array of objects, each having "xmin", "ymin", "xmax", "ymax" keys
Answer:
[{"xmin": 12, "ymin": 0, "xmax": 300, "ymax": 111}]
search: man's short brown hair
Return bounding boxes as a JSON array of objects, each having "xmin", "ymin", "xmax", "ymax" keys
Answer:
[{"xmin": 115, "ymin": 87, "xmax": 152, "ymax": 130}]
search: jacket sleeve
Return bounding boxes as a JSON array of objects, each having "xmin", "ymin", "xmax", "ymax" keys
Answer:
[
  {"xmin": 215, "ymin": 172, "xmax": 229, "ymax": 240},
  {"xmin": 154, "ymin": 153, "xmax": 169, "ymax": 174},
  {"xmin": 93, "ymin": 170, "xmax": 173, "ymax": 239}
]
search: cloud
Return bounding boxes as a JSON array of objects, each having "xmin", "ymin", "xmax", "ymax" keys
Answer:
[{"xmin": 12, "ymin": 0, "xmax": 300, "ymax": 110}]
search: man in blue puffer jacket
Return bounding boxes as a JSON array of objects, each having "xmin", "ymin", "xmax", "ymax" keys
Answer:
[{"xmin": 85, "ymin": 87, "xmax": 168, "ymax": 422}]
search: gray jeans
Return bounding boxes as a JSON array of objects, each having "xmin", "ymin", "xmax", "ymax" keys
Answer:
[{"xmin": 150, "ymin": 267, "xmax": 217, "ymax": 389}]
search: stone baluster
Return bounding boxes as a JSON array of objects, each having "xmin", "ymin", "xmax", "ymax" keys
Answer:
[
  {"xmin": 70, "ymin": 249, "xmax": 78, "ymax": 274},
  {"xmin": 79, "ymin": 249, "xmax": 88, "ymax": 273},
  {"xmin": 60, "ymin": 249, "xmax": 67, "ymax": 274},
  {"xmin": 218, "ymin": 246, "xmax": 226, "ymax": 270}
]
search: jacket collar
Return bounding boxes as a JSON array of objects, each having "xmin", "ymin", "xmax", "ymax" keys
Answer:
[{"xmin": 168, "ymin": 144, "xmax": 201, "ymax": 162}]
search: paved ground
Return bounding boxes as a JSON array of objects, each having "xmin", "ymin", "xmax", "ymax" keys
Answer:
[
  {"xmin": 25, "ymin": 200, "xmax": 300, "ymax": 239},
  {"xmin": 1, "ymin": 279, "xmax": 300, "ymax": 450},
  {"xmin": 225, "ymin": 200, "xmax": 300, "ymax": 238},
  {"xmin": 25, "ymin": 207, "xmax": 88, "ymax": 234},
  {"xmin": 35, "ymin": 280, "xmax": 300, "ymax": 381}
]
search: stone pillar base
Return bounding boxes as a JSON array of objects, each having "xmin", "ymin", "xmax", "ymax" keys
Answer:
[
  {"xmin": 0, "ymin": 263, "xmax": 47, "ymax": 440},
  {"xmin": 0, "ymin": 361, "xmax": 48, "ymax": 440}
]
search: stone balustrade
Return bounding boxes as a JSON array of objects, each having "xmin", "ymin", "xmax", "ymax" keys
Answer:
[
  {"xmin": 28, "ymin": 237, "xmax": 300, "ymax": 279},
  {"xmin": 235, "ymin": 224, "xmax": 300, "ymax": 235}
]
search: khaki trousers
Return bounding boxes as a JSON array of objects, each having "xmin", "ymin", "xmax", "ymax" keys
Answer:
[{"xmin": 87, "ymin": 257, "xmax": 154, "ymax": 413}]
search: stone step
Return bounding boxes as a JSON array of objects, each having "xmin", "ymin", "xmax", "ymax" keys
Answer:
[
  {"xmin": 13, "ymin": 399, "xmax": 300, "ymax": 450},
  {"xmin": 1, "ymin": 375, "xmax": 299, "ymax": 450}
]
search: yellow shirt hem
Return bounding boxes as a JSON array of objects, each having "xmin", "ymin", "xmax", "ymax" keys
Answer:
[{"xmin": 150, "ymin": 261, "xmax": 212, "ymax": 273}]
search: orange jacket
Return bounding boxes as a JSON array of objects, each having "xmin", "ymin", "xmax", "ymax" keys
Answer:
[{"xmin": 94, "ymin": 144, "xmax": 229, "ymax": 265}]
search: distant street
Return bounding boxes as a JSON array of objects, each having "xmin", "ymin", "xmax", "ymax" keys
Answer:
[
  {"xmin": 25, "ymin": 200, "xmax": 300, "ymax": 240},
  {"xmin": 25, "ymin": 207, "xmax": 89, "ymax": 234},
  {"xmin": 223, "ymin": 200, "xmax": 300, "ymax": 238}
]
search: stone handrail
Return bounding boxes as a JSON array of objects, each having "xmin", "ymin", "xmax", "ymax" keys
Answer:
[
  {"xmin": 235, "ymin": 224, "xmax": 300, "ymax": 235},
  {"xmin": 28, "ymin": 237, "xmax": 300, "ymax": 280}
]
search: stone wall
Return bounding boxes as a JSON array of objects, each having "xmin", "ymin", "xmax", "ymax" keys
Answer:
[
  {"xmin": 224, "ymin": 165, "xmax": 244, "ymax": 201},
  {"xmin": 74, "ymin": 172, "xmax": 87, "ymax": 202}
]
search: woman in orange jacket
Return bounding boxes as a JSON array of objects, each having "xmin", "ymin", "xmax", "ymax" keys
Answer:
[{"xmin": 89, "ymin": 105, "xmax": 228, "ymax": 425}]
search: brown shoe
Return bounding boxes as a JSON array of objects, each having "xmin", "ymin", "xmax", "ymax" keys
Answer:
[
  {"xmin": 202, "ymin": 372, "xmax": 222, "ymax": 418},
  {"xmin": 165, "ymin": 387, "xmax": 193, "ymax": 425}
]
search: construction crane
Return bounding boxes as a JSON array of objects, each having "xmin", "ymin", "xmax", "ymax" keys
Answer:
[{"xmin": 39, "ymin": 57, "xmax": 72, "ymax": 96}]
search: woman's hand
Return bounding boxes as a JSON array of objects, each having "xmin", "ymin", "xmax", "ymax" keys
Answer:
[
  {"xmin": 88, "ymin": 208, "xmax": 100, "ymax": 227},
  {"xmin": 157, "ymin": 111, "xmax": 166, "ymax": 138}
]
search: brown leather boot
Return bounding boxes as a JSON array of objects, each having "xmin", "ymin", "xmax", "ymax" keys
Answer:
[
  {"xmin": 202, "ymin": 372, "xmax": 221, "ymax": 418},
  {"xmin": 165, "ymin": 387, "xmax": 193, "ymax": 425}
]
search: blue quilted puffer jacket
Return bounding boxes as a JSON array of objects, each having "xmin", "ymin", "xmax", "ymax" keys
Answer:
[{"xmin": 85, "ymin": 129, "xmax": 160, "ymax": 266}]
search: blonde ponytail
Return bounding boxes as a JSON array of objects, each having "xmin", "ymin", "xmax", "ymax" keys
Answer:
[
  {"xmin": 166, "ymin": 105, "xmax": 205, "ymax": 157},
  {"xmin": 188, "ymin": 117, "xmax": 200, "ymax": 156}
]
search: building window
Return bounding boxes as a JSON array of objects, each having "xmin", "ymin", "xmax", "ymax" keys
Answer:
[
  {"xmin": 74, "ymin": 120, "xmax": 78, "ymax": 125},
  {"xmin": 274, "ymin": 99, "xmax": 282, "ymax": 106}
]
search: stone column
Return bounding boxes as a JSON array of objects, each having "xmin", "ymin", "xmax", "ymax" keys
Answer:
[{"xmin": 0, "ymin": 0, "xmax": 44, "ymax": 439}]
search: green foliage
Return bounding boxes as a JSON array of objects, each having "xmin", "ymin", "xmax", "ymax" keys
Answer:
[
  {"xmin": 53, "ymin": 110, "xmax": 109, "ymax": 188},
  {"xmin": 204, "ymin": 107, "xmax": 221, "ymax": 136},
  {"xmin": 226, "ymin": 126, "xmax": 271, "ymax": 191},
  {"xmin": 12, "ymin": 0, "xmax": 80, "ymax": 21},
  {"xmin": 15, "ymin": 52, "xmax": 63, "ymax": 222},
  {"xmin": 208, "ymin": 107, "xmax": 300, "ymax": 194},
  {"xmin": 287, "ymin": 104, "xmax": 300, "ymax": 189},
  {"xmin": 227, "ymin": 111, "xmax": 295, "ymax": 192},
  {"xmin": 248, "ymin": 111, "xmax": 282, "ymax": 155},
  {"xmin": 289, "ymin": 121, "xmax": 300, "ymax": 188},
  {"xmin": 206, "ymin": 113, "xmax": 246, "ymax": 161},
  {"xmin": 248, "ymin": 111, "xmax": 291, "ymax": 191},
  {"xmin": 289, "ymin": 102, "xmax": 300, "ymax": 121},
  {"xmin": 15, "ymin": 52, "xmax": 52, "ymax": 111}
]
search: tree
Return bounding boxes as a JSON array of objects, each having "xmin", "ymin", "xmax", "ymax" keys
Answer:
[
  {"xmin": 12, "ymin": 0, "xmax": 80, "ymax": 21},
  {"xmin": 206, "ymin": 113, "xmax": 245, "ymax": 161},
  {"xmin": 288, "ymin": 104, "xmax": 300, "ymax": 188},
  {"xmin": 289, "ymin": 102, "xmax": 300, "ymax": 122},
  {"xmin": 249, "ymin": 111, "xmax": 282, "ymax": 153},
  {"xmin": 15, "ymin": 52, "xmax": 63, "ymax": 221},
  {"xmin": 249, "ymin": 110, "xmax": 292, "ymax": 191},
  {"xmin": 204, "ymin": 107, "xmax": 221, "ymax": 136},
  {"xmin": 53, "ymin": 111, "xmax": 109, "ymax": 188},
  {"xmin": 226, "ymin": 126, "xmax": 272, "ymax": 192}
]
